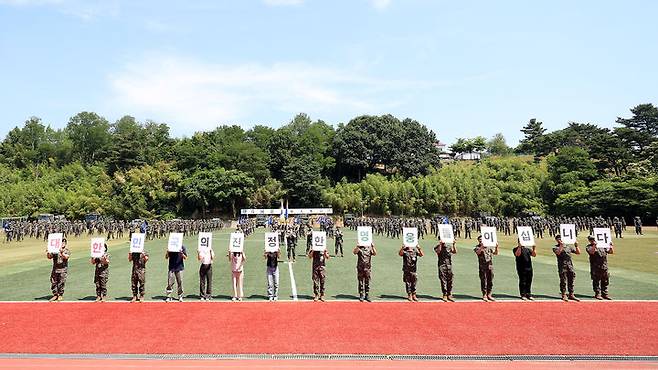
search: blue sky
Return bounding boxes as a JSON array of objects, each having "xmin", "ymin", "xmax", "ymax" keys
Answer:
[{"xmin": 1, "ymin": 0, "xmax": 657, "ymax": 145}]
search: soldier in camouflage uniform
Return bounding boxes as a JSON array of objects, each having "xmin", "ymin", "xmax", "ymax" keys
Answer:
[
  {"xmin": 399, "ymin": 243, "xmax": 424, "ymax": 302},
  {"xmin": 553, "ymin": 234, "xmax": 581, "ymax": 302},
  {"xmin": 474, "ymin": 235, "xmax": 498, "ymax": 302},
  {"xmin": 353, "ymin": 242, "xmax": 377, "ymax": 302},
  {"xmin": 586, "ymin": 235, "xmax": 614, "ymax": 300},
  {"xmin": 47, "ymin": 238, "xmax": 70, "ymax": 302},
  {"xmin": 434, "ymin": 240, "xmax": 457, "ymax": 302},
  {"xmin": 308, "ymin": 248, "xmax": 330, "ymax": 301},
  {"xmin": 334, "ymin": 227, "xmax": 344, "ymax": 257},
  {"xmin": 91, "ymin": 243, "xmax": 110, "ymax": 302},
  {"xmin": 129, "ymin": 249, "xmax": 149, "ymax": 302}
]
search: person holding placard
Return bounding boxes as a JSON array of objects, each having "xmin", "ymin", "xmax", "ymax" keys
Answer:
[
  {"xmin": 434, "ymin": 240, "xmax": 457, "ymax": 302},
  {"xmin": 586, "ymin": 235, "xmax": 614, "ymax": 300},
  {"xmin": 197, "ymin": 248, "xmax": 214, "ymax": 301},
  {"xmin": 474, "ymin": 235, "xmax": 498, "ymax": 302},
  {"xmin": 552, "ymin": 234, "xmax": 581, "ymax": 302},
  {"xmin": 353, "ymin": 242, "xmax": 377, "ymax": 302},
  {"xmin": 513, "ymin": 240, "xmax": 536, "ymax": 301},
  {"xmin": 264, "ymin": 249, "xmax": 280, "ymax": 301},
  {"xmin": 308, "ymin": 248, "xmax": 330, "ymax": 302},
  {"xmin": 46, "ymin": 238, "xmax": 70, "ymax": 302},
  {"xmin": 90, "ymin": 243, "xmax": 110, "ymax": 302},
  {"xmin": 165, "ymin": 244, "xmax": 188, "ymax": 302},
  {"xmin": 229, "ymin": 251, "xmax": 246, "ymax": 301},
  {"xmin": 399, "ymin": 243, "xmax": 424, "ymax": 302},
  {"xmin": 128, "ymin": 249, "xmax": 149, "ymax": 303},
  {"xmin": 334, "ymin": 227, "xmax": 344, "ymax": 257}
]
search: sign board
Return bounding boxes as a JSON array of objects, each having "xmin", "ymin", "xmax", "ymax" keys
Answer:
[
  {"xmin": 516, "ymin": 226, "xmax": 535, "ymax": 247},
  {"xmin": 47, "ymin": 233, "xmax": 63, "ymax": 254},
  {"xmin": 403, "ymin": 227, "xmax": 418, "ymax": 248},
  {"xmin": 592, "ymin": 228, "xmax": 612, "ymax": 249},
  {"xmin": 167, "ymin": 233, "xmax": 183, "ymax": 252},
  {"xmin": 230, "ymin": 232, "xmax": 245, "ymax": 252},
  {"xmin": 311, "ymin": 231, "xmax": 327, "ymax": 251},
  {"xmin": 357, "ymin": 226, "xmax": 373, "ymax": 247},
  {"xmin": 90, "ymin": 238, "xmax": 105, "ymax": 258},
  {"xmin": 481, "ymin": 227, "xmax": 498, "ymax": 248},
  {"xmin": 559, "ymin": 224, "xmax": 577, "ymax": 244},
  {"xmin": 241, "ymin": 208, "xmax": 333, "ymax": 215},
  {"xmin": 265, "ymin": 232, "xmax": 280, "ymax": 252},
  {"xmin": 438, "ymin": 224, "xmax": 454, "ymax": 243},
  {"xmin": 198, "ymin": 232, "xmax": 212, "ymax": 252},
  {"xmin": 130, "ymin": 233, "xmax": 145, "ymax": 253}
]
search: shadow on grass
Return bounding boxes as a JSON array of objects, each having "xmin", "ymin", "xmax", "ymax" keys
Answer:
[
  {"xmin": 334, "ymin": 294, "xmax": 359, "ymax": 300},
  {"xmin": 78, "ymin": 296, "xmax": 97, "ymax": 301},
  {"xmin": 379, "ymin": 294, "xmax": 408, "ymax": 301},
  {"xmin": 34, "ymin": 295, "xmax": 53, "ymax": 301}
]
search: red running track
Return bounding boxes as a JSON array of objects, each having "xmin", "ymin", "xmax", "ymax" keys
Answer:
[{"xmin": 1, "ymin": 301, "xmax": 657, "ymax": 355}]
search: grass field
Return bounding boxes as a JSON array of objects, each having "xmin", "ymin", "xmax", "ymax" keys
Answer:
[{"xmin": 1, "ymin": 227, "xmax": 657, "ymax": 301}]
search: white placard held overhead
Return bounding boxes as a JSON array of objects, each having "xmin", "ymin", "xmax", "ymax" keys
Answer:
[
  {"xmin": 480, "ymin": 227, "xmax": 498, "ymax": 248},
  {"xmin": 516, "ymin": 226, "xmax": 535, "ymax": 247},
  {"xmin": 47, "ymin": 233, "xmax": 63, "ymax": 254},
  {"xmin": 311, "ymin": 231, "xmax": 327, "ymax": 251},
  {"xmin": 265, "ymin": 232, "xmax": 280, "ymax": 252},
  {"xmin": 198, "ymin": 232, "xmax": 212, "ymax": 252},
  {"xmin": 592, "ymin": 228, "xmax": 612, "ymax": 249},
  {"xmin": 402, "ymin": 227, "xmax": 418, "ymax": 248},
  {"xmin": 90, "ymin": 238, "xmax": 105, "ymax": 258},
  {"xmin": 559, "ymin": 224, "xmax": 577, "ymax": 244},
  {"xmin": 357, "ymin": 226, "xmax": 373, "ymax": 247},
  {"xmin": 130, "ymin": 233, "xmax": 145, "ymax": 253},
  {"xmin": 438, "ymin": 224, "xmax": 455, "ymax": 243},
  {"xmin": 229, "ymin": 232, "xmax": 245, "ymax": 252},
  {"xmin": 167, "ymin": 233, "xmax": 184, "ymax": 252}
]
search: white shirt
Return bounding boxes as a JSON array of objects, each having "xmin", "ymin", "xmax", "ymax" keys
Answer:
[{"xmin": 199, "ymin": 249, "xmax": 214, "ymax": 264}]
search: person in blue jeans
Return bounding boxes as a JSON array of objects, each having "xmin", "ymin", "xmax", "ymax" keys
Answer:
[{"xmin": 264, "ymin": 249, "xmax": 280, "ymax": 301}]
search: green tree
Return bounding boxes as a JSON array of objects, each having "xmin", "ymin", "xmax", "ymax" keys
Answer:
[
  {"xmin": 486, "ymin": 133, "xmax": 512, "ymax": 156},
  {"xmin": 66, "ymin": 112, "xmax": 111, "ymax": 165}
]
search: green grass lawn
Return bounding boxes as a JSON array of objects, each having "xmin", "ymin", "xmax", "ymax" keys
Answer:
[{"xmin": 1, "ymin": 227, "xmax": 657, "ymax": 301}]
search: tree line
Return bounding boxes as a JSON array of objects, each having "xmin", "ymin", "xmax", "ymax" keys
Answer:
[{"xmin": 1, "ymin": 104, "xmax": 656, "ymax": 220}]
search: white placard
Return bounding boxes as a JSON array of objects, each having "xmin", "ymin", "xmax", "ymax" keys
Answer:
[
  {"xmin": 47, "ymin": 233, "xmax": 63, "ymax": 254},
  {"xmin": 230, "ymin": 232, "xmax": 245, "ymax": 252},
  {"xmin": 402, "ymin": 227, "xmax": 418, "ymax": 248},
  {"xmin": 167, "ymin": 233, "xmax": 183, "ymax": 252},
  {"xmin": 438, "ymin": 224, "xmax": 454, "ymax": 243},
  {"xmin": 592, "ymin": 228, "xmax": 612, "ymax": 250},
  {"xmin": 198, "ymin": 232, "xmax": 212, "ymax": 252},
  {"xmin": 516, "ymin": 226, "xmax": 535, "ymax": 247},
  {"xmin": 265, "ymin": 232, "xmax": 280, "ymax": 252},
  {"xmin": 311, "ymin": 231, "xmax": 327, "ymax": 251},
  {"xmin": 357, "ymin": 226, "xmax": 373, "ymax": 247},
  {"xmin": 90, "ymin": 238, "xmax": 105, "ymax": 258},
  {"xmin": 130, "ymin": 233, "xmax": 145, "ymax": 253},
  {"xmin": 559, "ymin": 224, "xmax": 577, "ymax": 244},
  {"xmin": 480, "ymin": 227, "xmax": 498, "ymax": 248}
]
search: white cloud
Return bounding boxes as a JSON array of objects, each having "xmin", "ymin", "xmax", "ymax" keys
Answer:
[
  {"xmin": 369, "ymin": 0, "xmax": 391, "ymax": 10},
  {"xmin": 106, "ymin": 56, "xmax": 434, "ymax": 133},
  {"xmin": 262, "ymin": 0, "xmax": 304, "ymax": 6}
]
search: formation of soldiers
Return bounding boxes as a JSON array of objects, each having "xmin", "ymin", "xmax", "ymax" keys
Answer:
[{"xmin": 2, "ymin": 218, "xmax": 225, "ymax": 243}]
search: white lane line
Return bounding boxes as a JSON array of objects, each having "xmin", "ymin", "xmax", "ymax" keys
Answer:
[{"xmin": 287, "ymin": 262, "xmax": 298, "ymax": 301}]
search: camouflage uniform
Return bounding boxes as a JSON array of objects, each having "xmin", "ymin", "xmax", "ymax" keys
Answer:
[
  {"xmin": 93, "ymin": 252, "xmax": 110, "ymax": 298},
  {"xmin": 587, "ymin": 244, "xmax": 610, "ymax": 297},
  {"xmin": 311, "ymin": 251, "xmax": 327, "ymax": 297},
  {"xmin": 50, "ymin": 248, "xmax": 70, "ymax": 297},
  {"xmin": 356, "ymin": 245, "xmax": 374, "ymax": 300},
  {"xmin": 435, "ymin": 243, "xmax": 454, "ymax": 296},
  {"xmin": 401, "ymin": 247, "xmax": 421, "ymax": 295},
  {"xmin": 474, "ymin": 246, "xmax": 494, "ymax": 295},
  {"xmin": 130, "ymin": 252, "xmax": 149, "ymax": 298},
  {"xmin": 553, "ymin": 244, "xmax": 576, "ymax": 295},
  {"xmin": 334, "ymin": 230, "xmax": 344, "ymax": 256}
]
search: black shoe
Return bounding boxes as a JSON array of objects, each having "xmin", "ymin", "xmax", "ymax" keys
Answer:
[{"xmin": 364, "ymin": 296, "xmax": 371, "ymax": 302}]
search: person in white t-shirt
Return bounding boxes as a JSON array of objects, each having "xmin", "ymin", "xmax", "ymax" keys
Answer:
[{"xmin": 198, "ymin": 248, "xmax": 215, "ymax": 301}]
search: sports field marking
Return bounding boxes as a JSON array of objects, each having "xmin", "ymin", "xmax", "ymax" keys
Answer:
[{"xmin": 287, "ymin": 262, "xmax": 298, "ymax": 301}]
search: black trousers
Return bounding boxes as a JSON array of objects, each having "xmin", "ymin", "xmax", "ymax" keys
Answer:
[
  {"xmin": 517, "ymin": 268, "xmax": 533, "ymax": 297},
  {"xmin": 199, "ymin": 264, "xmax": 212, "ymax": 299}
]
